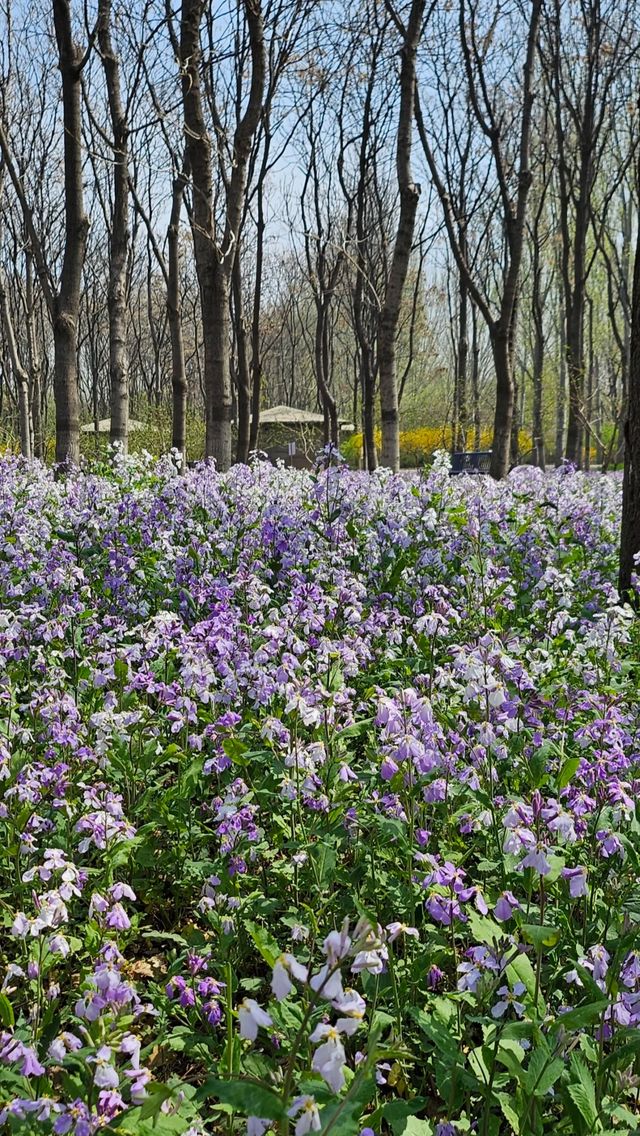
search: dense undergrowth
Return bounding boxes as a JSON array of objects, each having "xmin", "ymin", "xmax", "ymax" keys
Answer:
[{"xmin": 0, "ymin": 451, "xmax": 639, "ymax": 1136}]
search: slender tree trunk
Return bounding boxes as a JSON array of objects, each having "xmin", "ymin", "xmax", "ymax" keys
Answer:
[
  {"xmin": 180, "ymin": 0, "xmax": 226, "ymax": 465},
  {"xmin": 180, "ymin": 0, "xmax": 264, "ymax": 470},
  {"xmin": 0, "ymin": 279, "xmax": 32, "ymax": 458},
  {"xmin": 379, "ymin": 0, "xmax": 424, "ymax": 471},
  {"xmin": 233, "ymin": 253, "xmax": 251, "ymax": 463},
  {"xmin": 532, "ymin": 329, "xmax": 545, "ymax": 469},
  {"xmin": 619, "ymin": 198, "xmax": 640, "ymax": 597},
  {"xmin": 565, "ymin": 299, "xmax": 584, "ymax": 464},
  {"xmin": 584, "ymin": 294, "xmax": 594, "ymax": 469},
  {"xmin": 167, "ymin": 163, "xmax": 188, "ymax": 463},
  {"xmin": 472, "ymin": 302, "xmax": 481, "ymax": 449},
  {"xmin": 248, "ymin": 169, "xmax": 266, "ymax": 456},
  {"xmin": 52, "ymin": 0, "xmax": 88, "ymax": 466},
  {"xmin": 314, "ymin": 301, "xmax": 338, "ymax": 445},
  {"xmin": 98, "ymin": 0, "xmax": 130, "ymax": 453},
  {"xmin": 490, "ymin": 330, "xmax": 514, "ymax": 478},
  {"xmin": 0, "ymin": 2, "xmax": 88, "ymax": 466},
  {"xmin": 456, "ymin": 273, "xmax": 469, "ymax": 452},
  {"xmin": 555, "ymin": 287, "xmax": 567, "ymax": 464},
  {"xmin": 362, "ymin": 354, "xmax": 377, "ymax": 471},
  {"xmin": 25, "ymin": 251, "xmax": 43, "ymax": 459},
  {"xmin": 531, "ymin": 241, "xmax": 545, "ymax": 468}
]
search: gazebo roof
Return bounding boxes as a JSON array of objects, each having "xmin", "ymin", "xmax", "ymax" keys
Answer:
[
  {"xmin": 254, "ymin": 405, "xmax": 353, "ymax": 430},
  {"xmin": 81, "ymin": 418, "xmax": 146, "ymax": 433},
  {"xmin": 255, "ymin": 405, "xmax": 325, "ymax": 425}
]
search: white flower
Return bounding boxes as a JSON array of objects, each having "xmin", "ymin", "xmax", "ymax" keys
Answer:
[
  {"xmin": 87, "ymin": 1045, "xmax": 119, "ymax": 1089},
  {"xmin": 332, "ymin": 988, "xmax": 366, "ymax": 1035},
  {"xmin": 310, "ymin": 1024, "xmax": 347, "ymax": 1092},
  {"xmin": 386, "ymin": 922, "xmax": 419, "ymax": 943},
  {"xmin": 10, "ymin": 913, "xmax": 29, "ymax": 938},
  {"xmin": 323, "ymin": 924, "xmax": 351, "ymax": 962},
  {"xmin": 309, "ymin": 964, "xmax": 344, "ymax": 1001},
  {"xmin": 287, "ymin": 1095, "xmax": 321, "ymax": 1136},
  {"xmin": 238, "ymin": 998, "xmax": 273, "ymax": 1042},
  {"xmin": 351, "ymin": 947, "xmax": 387, "ymax": 975},
  {"xmin": 271, "ymin": 953, "xmax": 308, "ymax": 1002}
]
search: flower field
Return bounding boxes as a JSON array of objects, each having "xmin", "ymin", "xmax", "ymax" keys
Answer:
[{"xmin": 1, "ymin": 453, "xmax": 639, "ymax": 1136}]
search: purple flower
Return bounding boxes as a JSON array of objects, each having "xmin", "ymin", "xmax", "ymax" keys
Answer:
[
  {"xmin": 494, "ymin": 890, "xmax": 521, "ymax": 921},
  {"xmin": 562, "ymin": 866, "xmax": 588, "ymax": 898},
  {"xmin": 491, "ymin": 982, "xmax": 527, "ymax": 1019}
]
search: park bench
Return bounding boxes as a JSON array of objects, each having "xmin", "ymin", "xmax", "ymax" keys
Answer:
[{"xmin": 450, "ymin": 450, "xmax": 492, "ymax": 475}]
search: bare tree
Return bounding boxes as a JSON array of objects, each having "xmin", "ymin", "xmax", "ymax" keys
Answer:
[
  {"xmin": 95, "ymin": 0, "xmax": 132, "ymax": 451},
  {"xmin": 619, "ymin": 157, "xmax": 640, "ymax": 597},
  {"xmin": 416, "ymin": 0, "xmax": 542, "ymax": 479},
  {"xmin": 377, "ymin": 0, "xmax": 428, "ymax": 471},
  {"xmin": 176, "ymin": 0, "xmax": 265, "ymax": 470},
  {"xmin": 542, "ymin": 0, "xmax": 639, "ymax": 466},
  {"xmin": 0, "ymin": 0, "xmax": 91, "ymax": 464}
]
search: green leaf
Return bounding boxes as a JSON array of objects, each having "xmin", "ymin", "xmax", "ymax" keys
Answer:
[
  {"xmin": 318, "ymin": 1073, "xmax": 376, "ymax": 1136},
  {"xmin": 566, "ymin": 1055, "xmax": 598, "ymax": 1127},
  {"xmin": 245, "ymin": 920, "xmax": 280, "ymax": 968},
  {"xmin": 549, "ymin": 999, "xmax": 609, "ymax": 1033},
  {"xmin": 197, "ymin": 1079, "xmax": 287, "ymax": 1120},
  {"xmin": 381, "ymin": 1099, "xmax": 431, "ymax": 1136},
  {"xmin": 402, "ymin": 1119, "xmax": 433, "ymax": 1136},
  {"xmin": 0, "ymin": 993, "xmax": 14, "ymax": 1028},
  {"xmin": 137, "ymin": 1084, "xmax": 175, "ymax": 1120},
  {"xmin": 558, "ymin": 756, "xmax": 580, "ymax": 789},
  {"xmin": 521, "ymin": 923, "xmax": 561, "ymax": 949},
  {"xmin": 496, "ymin": 1091, "xmax": 520, "ymax": 1132},
  {"xmin": 524, "ymin": 1047, "xmax": 565, "ymax": 1096},
  {"xmin": 494, "ymin": 1044, "xmax": 526, "ymax": 1083},
  {"xmin": 337, "ymin": 717, "xmax": 374, "ymax": 739},
  {"xmin": 467, "ymin": 911, "xmax": 503, "ymax": 945},
  {"xmin": 223, "ymin": 737, "xmax": 249, "ymax": 766}
]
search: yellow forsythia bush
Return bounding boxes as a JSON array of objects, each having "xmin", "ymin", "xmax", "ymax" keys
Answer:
[{"xmin": 342, "ymin": 427, "xmax": 533, "ymax": 467}]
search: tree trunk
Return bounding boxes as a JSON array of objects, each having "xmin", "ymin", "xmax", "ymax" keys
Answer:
[
  {"xmin": 0, "ymin": 279, "xmax": 32, "ymax": 458},
  {"xmin": 456, "ymin": 273, "xmax": 469, "ymax": 452},
  {"xmin": 532, "ymin": 327, "xmax": 545, "ymax": 469},
  {"xmin": 167, "ymin": 164, "xmax": 188, "ymax": 464},
  {"xmin": 205, "ymin": 267, "xmax": 233, "ymax": 467},
  {"xmin": 233, "ymin": 253, "xmax": 251, "ymax": 464},
  {"xmin": 531, "ymin": 240, "xmax": 545, "ymax": 468},
  {"xmin": 564, "ymin": 299, "xmax": 584, "ymax": 465},
  {"xmin": 180, "ymin": 0, "xmax": 264, "ymax": 470},
  {"xmin": 98, "ymin": 0, "xmax": 130, "ymax": 454},
  {"xmin": 362, "ymin": 352, "xmax": 377, "ymax": 471},
  {"xmin": 472, "ymin": 302, "xmax": 481, "ymax": 449},
  {"xmin": 554, "ymin": 287, "xmax": 566, "ymax": 464},
  {"xmin": 25, "ymin": 250, "xmax": 43, "ymax": 459},
  {"xmin": 619, "ymin": 202, "xmax": 640, "ymax": 597},
  {"xmin": 314, "ymin": 300, "xmax": 339, "ymax": 446},
  {"xmin": 248, "ymin": 168, "xmax": 266, "ymax": 456},
  {"xmin": 378, "ymin": 0, "xmax": 424, "ymax": 471},
  {"xmin": 52, "ymin": 0, "xmax": 88, "ymax": 466},
  {"xmin": 490, "ymin": 329, "xmax": 514, "ymax": 479},
  {"xmin": 180, "ymin": 0, "xmax": 223, "ymax": 464}
]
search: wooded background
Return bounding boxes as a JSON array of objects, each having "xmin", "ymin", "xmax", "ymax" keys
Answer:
[{"xmin": 0, "ymin": 0, "xmax": 638, "ymax": 477}]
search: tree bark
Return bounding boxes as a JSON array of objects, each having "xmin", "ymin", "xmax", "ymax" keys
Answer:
[
  {"xmin": 619, "ymin": 197, "xmax": 640, "ymax": 597},
  {"xmin": 531, "ymin": 235, "xmax": 545, "ymax": 468},
  {"xmin": 378, "ymin": 0, "xmax": 424, "ymax": 472},
  {"xmin": 233, "ymin": 252, "xmax": 251, "ymax": 464},
  {"xmin": 0, "ymin": 277, "xmax": 32, "ymax": 457},
  {"xmin": 51, "ymin": 0, "xmax": 88, "ymax": 466},
  {"xmin": 25, "ymin": 250, "xmax": 43, "ymax": 459},
  {"xmin": 179, "ymin": 0, "xmax": 265, "ymax": 471},
  {"xmin": 98, "ymin": 0, "xmax": 130, "ymax": 454},
  {"xmin": 167, "ymin": 164, "xmax": 188, "ymax": 463}
]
